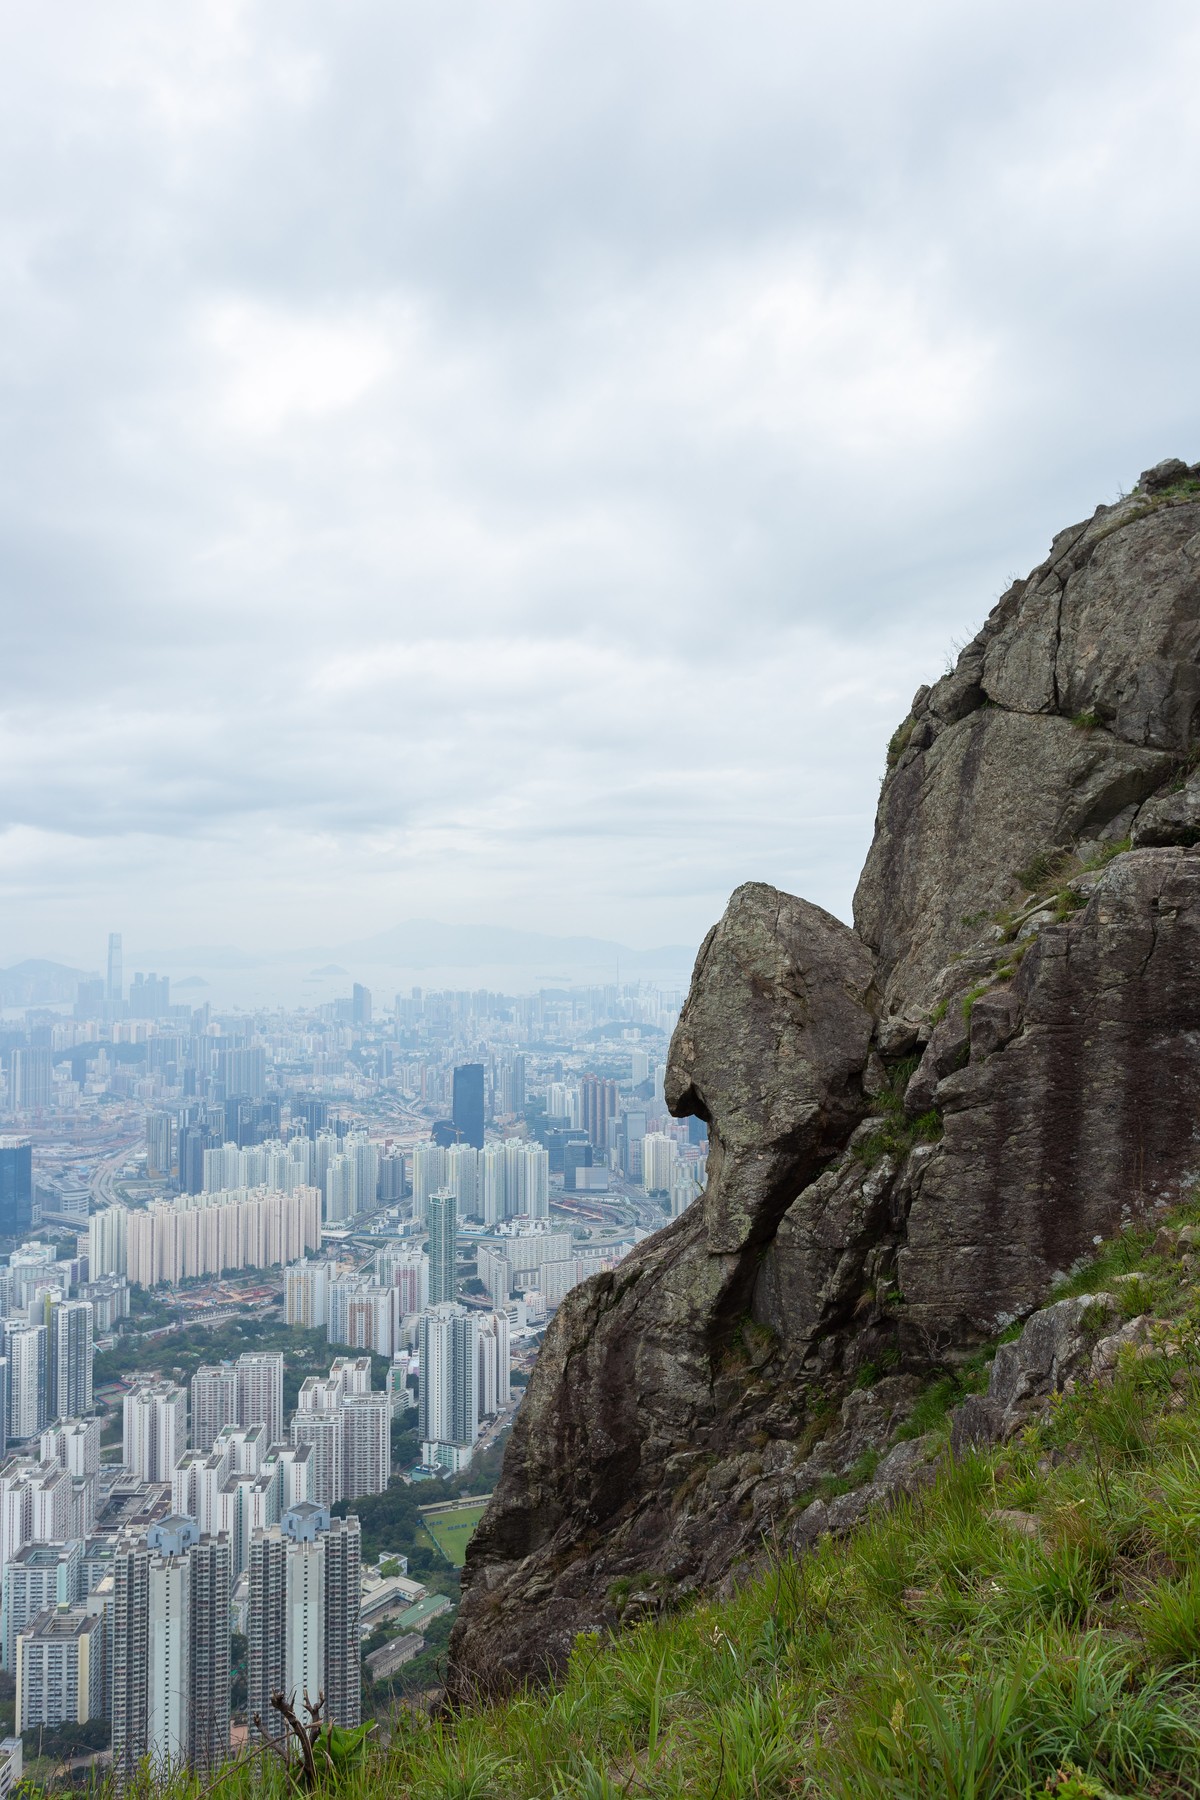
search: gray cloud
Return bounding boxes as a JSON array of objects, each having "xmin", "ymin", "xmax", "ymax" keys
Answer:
[{"xmin": 2, "ymin": 0, "xmax": 1200, "ymax": 976}]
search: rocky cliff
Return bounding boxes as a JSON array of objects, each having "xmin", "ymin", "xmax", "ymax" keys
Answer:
[{"xmin": 448, "ymin": 457, "xmax": 1200, "ymax": 1699}]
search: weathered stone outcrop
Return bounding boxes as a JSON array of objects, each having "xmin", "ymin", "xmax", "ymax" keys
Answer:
[{"xmin": 450, "ymin": 458, "xmax": 1200, "ymax": 1696}]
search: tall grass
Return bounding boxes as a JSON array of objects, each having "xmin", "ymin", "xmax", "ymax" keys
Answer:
[{"xmin": 95, "ymin": 1200, "xmax": 1200, "ymax": 1800}]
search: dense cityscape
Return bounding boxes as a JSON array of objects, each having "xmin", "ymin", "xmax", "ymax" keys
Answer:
[{"xmin": 0, "ymin": 932, "xmax": 705, "ymax": 1782}]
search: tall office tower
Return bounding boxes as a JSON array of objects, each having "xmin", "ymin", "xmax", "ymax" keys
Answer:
[
  {"xmin": 177, "ymin": 1123, "xmax": 219, "ymax": 1196},
  {"xmin": 236, "ymin": 1352, "xmax": 284, "ymax": 1446},
  {"xmin": 87, "ymin": 1205, "xmax": 127, "ymax": 1278},
  {"xmin": 106, "ymin": 933, "xmax": 123, "ymax": 1004},
  {"xmin": 341, "ymin": 1395, "xmax": 390, "ymax": 1500},
  {"xmin": 476, "ymin": 1311, "xmax": 512, "ymax": 1419},
  {"xmin": 5, "ymin": 1327, "xmax": 47, "ymax": 1441},
  {"xmin": 46, "ymin": 1299, "xmax": 93, "ymax": 1421},
  {"xmin": 427, "ymin": 1189, "xmax": 457, "ymax": 1306},
  {"xmin": 145, "ymin": 1112, "xmax": 174, "ymax": 1181},
  {"xmin": 248, "ymin": 1505, "xmax": 361, "ymax": 1739},
  {"xmin": 0, "ymin": 1140, "xmax": 33, "ymax": 1238},
  {"xmin": 581, "ymin": 1074, "xmax": 620, "ymax": 1150},
  {"xmin": 351, "ymin": 983, "xmax": 372, "ymax": 1027},
  {"xmin": 2, "ymin": 1541, "xmax": 85, "ymax": 1670},
  {"xmin": 418, "ymin": 1304, "xmax": 478, "ymax": 1472},
  {"xmin": 123, "ymin": 1382, "xmax": 187, "ymax": 1482},
  {"xmin": 15, "ymin": 1608, "xmax": 104, "ymax": 1731},
  {"xmin": 285, "ymin": 1259, "xmax": 332, "ymax": 1329},
  {"xmin": 111, "ymin": 1518, "xmax": 232, "ymax": 1781},
  {"xmin": 452, "ymin": 1063, "xmax": 485, "ymax": 1149},
  {"xmin": 190, "ymin": 1365, "xmax": 238, "ymax": 1453}
]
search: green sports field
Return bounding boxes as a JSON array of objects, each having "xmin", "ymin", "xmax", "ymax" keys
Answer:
[{"xmin": 421, "ymin": 1501, "xmax": 489, "ymax": 1567}]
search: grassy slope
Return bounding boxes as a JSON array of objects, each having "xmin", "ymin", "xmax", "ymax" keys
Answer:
[{"xmin": 115, "ymin": 1201, "xmax": 1200, "ymax": 1800}]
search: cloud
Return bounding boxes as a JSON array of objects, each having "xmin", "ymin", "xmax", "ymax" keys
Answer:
[{"xmin": 1, "ymin": 0, "xmax": 1199, "ymax": 977}]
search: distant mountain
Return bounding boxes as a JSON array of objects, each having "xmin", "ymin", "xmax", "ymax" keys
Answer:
[
  {"xmin": 0, "ymin": 959, "xmax": 85, "ymax": 1006},
  {"xmin": 336, "ymin": 920, "xmax": 696, "ymax": 973}
]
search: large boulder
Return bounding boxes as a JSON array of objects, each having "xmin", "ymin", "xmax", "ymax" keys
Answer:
[
  {"xmin": 448, "ymin": 883, "xmax": 875, "ymax": 1696},
  {"xmin": 450, "ymin": 463, "xmax": 1200, "ymax": 1698}
]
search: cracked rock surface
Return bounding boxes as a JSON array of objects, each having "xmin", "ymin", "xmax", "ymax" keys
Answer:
[{"xmin": 449, "ymin": 460, "xmax": 1200, "ymax": 1697}]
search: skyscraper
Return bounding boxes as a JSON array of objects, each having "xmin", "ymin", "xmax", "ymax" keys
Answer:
[
  {"xmin": 427, "ymin": 1189, "xmax": 457, "ymax": 1306},
  {"xmin": 145, "ymin": 1112, "xmax": 174, "ymax": 1181},
  {"xmin": 106, "ymin": 933, "xmax": 123, "ymax": 1005},
  {"xmin": 236, "ymin": 1353, "xmax": 284, "ymax": 1446},
  {"xmin": 418, "ymin": 1304, "xmax": 478, "ymax": 1471},
  {"xmin": 190, "ymin": 1365, "xmax": 238, "ymax": 1453},
  {"xmin": 5, "ymin": 1326, "xmax": 47, "ymax": 1441},
  {"xmin": 9, "ymin": 1051, "xmax": 52, "ymax": 1116},
  {"xmin": 46, "ymin": 1299, "xmax": 93, "ymax": 1422},
  {"xmin": 452, "ymin": 1063, "xmax": 485, "ymax": 1149},
  {"xmin": 248, "ymin": 1505, "xmax": 360, "ymax": 1738},
  {"xmin": 351, "ymin": 983, "xmax": 371, "ymax": 1027},
  {"xmin": 581, "ymin": 1074, "xmax": 620, "ymax": 1150},
  {"xmin": 123, "ymin": 1382, "xmax": 187, "ymax": 1482},
  {"xmin": 111, "ymin": 1517, "xmax": 232, "ymax": 1780},
  {"xmin": 0, "ymin": 1141, "xmax": 33, "ymax": 1239}
]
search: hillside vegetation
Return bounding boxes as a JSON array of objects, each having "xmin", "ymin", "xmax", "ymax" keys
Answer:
[{"xmin": 108, "ymin": 1199, "xmax": 1200, "ymax": 1800}]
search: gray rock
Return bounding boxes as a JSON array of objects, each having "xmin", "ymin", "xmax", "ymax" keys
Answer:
[
  {"xmin": 666, "ymin": 883, "xmax": 876, "ymax": 1254},
  {"xmin": 900, "ymin": 847, "xmax": 1200, "ymax": 1336},
  {"xmin": 1133, "ymin": 771, "xmax": 1200, "ymax": 847},
  {"xmin": 450, "ymin": 472, "xmax": 1200, "ymax": 1698},
  {"xmin": 855, "ymin": 708, "xmax": 1172, "ymax": 1016}
]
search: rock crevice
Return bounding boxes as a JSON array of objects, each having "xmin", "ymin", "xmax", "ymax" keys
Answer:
[{"xmin": 448, "ymin": 459, "xmax": 1200, "ymax": 1697}]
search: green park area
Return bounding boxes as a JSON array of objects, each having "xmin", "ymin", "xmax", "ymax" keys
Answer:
[{"xmin": 420, "ymin": 1500, "xmax": 489, "ymax": 1567}]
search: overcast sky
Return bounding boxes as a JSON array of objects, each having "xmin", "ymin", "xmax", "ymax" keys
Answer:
[{"xmin": 2, "ymin": 1, "xmax": 1199, "ymax": 977}]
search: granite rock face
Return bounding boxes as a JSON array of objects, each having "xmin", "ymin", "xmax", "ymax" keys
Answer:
[{"xmin": 450, "ymin": 460, "xmax": 1200, "ymax": 1695}]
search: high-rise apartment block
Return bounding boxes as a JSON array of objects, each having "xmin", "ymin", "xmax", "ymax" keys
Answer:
[
  {"xmin": 111, "ymin": 1517, "xmax": 232, "ymax": 1779},
  {"xmin": 248, "ymin": 1506, "xmax": 360, "ymax": 1739},
  {"xmin": 288, "ymin": 1359, "xmax": 387, "ymax": 1507},
  {"xmin": 190, "ymin": 1365, "xmax": 239, "ymax": 1454},
  {"xmin": 8, "ymin": 1052, "xmax": 52, "ymax": 1116},
  {"xmin": 15, "ymin": 1608, "xmax": 103, "ymax": 1731},
  {"xmin": 581, "ymin": 1074, "xmax": 620, "ymax": 1150},
  {"xmin": 46, "ymin": 1299, "xmax": 93, "ymax": 1422},
  {"xmin": 123, "ymin": 1381, "xmax": 187, "ymax": 1483},
  {"xmin": 285, "ymin": 1258, "xmax": 334, "ymax": 1328},
  {"xmin": 427, "ymin": 1189, "xmax": 457, "ymax": 1306},
  {"xmin": 418, "ymin": 1304, "xmax": 478, "ymax": 1472},
  {"xmin": 236, "ymin": 1352, "xmax": 284, "ymax": 1447}
]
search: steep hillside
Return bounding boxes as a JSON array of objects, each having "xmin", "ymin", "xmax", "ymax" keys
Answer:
[
  {"xmin": 451, "ymin": 458, "xmax": 1200, "ymax": 1695},
  {"xmin": 154, "ymin": 1201, "xmax": 1200, "ymax": 1799}
]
